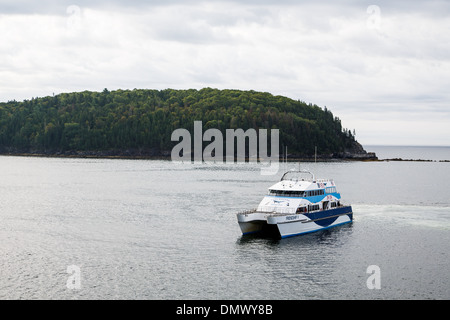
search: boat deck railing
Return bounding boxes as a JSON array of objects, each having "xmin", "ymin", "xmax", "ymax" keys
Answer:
[
  {"xmin": 238, "ymin": 204, "xmax": 350, "ymax": 216},
  {"xmin": 237, "ymin": 208, "xmax": 295, "ymax": 215},
  {"xmin": 281, "ymin": 170, "xmax": 314, "ymax": 182},
  {"xmin": 280, "ymin": 170, "xmax": 334, "ymax": 184},
  {"xmin": 257, "ymin": 206, "xmax": 297, "ymax": 214},
  {"xmin": 237, "ymin": 208, "xmax": 257, "ymax": 215}
]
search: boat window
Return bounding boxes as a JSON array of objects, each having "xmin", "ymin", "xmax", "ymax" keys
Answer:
[
  {"xmin": 296, "ymin": 206, "xmax": 306, "ymax": 213},
  {"xmin": 307, "ymin": 204, "xmax": 320, "ymax": 212},
  {"xmin": 305, "ymin": 190, "xmax": 324, "ymax": 197},
  {"xmin": 325, "ymin": 187, "xmax": 337, "ymax": 193},
  {"xmin": 268, "ymin": 190, "xmax": 305, "ymax": 197}
]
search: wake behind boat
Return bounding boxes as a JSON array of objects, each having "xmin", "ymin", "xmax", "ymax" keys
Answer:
[{"xmin": 237, "ymin": 170, "xmax": 353, "ymax": 239}]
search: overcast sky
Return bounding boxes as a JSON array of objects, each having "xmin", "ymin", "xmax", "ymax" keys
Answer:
[{"xmin": 1, "ymin": 0, "xmax": 449, "ymax": 146}]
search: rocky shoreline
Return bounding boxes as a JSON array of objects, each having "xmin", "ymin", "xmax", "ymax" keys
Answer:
[
  {"xmin": 0, "ymin": 141, "xmax": 379, "ymax": 161},
  {"xmin": 382, "ymin": 158, "xmax": 449, "ymax": 162},
  {"xmin": 1, "ymin": 150, "xmax": 448, "ymax": 162},
  {"xmin": 0, "ymin": 148, "xmax": 378, "ymax": 161}
]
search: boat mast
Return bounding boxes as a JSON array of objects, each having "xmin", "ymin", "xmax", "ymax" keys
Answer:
[{"xmin": 315, "ymin": 146, "xmax": 317, "ymax": 163}]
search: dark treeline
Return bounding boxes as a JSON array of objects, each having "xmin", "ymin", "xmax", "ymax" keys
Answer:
[{"xmin": 0, "ymin": 87, "xmax": 362, "ymax": 157}]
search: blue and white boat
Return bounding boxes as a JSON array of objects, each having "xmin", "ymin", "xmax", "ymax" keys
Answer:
[{"xmin": 237, "ymin": 170, "xmax": 353, "ymax": 239}]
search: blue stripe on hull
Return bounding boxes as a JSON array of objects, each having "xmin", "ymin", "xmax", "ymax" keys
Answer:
[
  {"xmin": 314, "ymin": 215, "xmax": 339, "ymax": 227},
  {"xmin": 279, "ymin": 206, "xmax": 353, "ymax": 238},
  {"xmin": 303, "ymin": 206, "xmax": 352, "ymax": 225},
  {"xmin": 280, "ymin": 220, "xmax": 353, "ymax": 239}
]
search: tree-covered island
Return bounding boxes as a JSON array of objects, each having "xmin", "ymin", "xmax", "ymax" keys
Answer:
[{"xmin": 0, "ymin": 88, "xmax": 376, "ymax": 160}]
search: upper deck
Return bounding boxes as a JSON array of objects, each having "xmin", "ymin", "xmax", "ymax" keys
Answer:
[
  {"xmin": 270, "ymin": 170, "xmax": 337, "ymax": 194},
  {"xmin": 256, "ymin": 170, "xmax": 342, "ymax": 214}
]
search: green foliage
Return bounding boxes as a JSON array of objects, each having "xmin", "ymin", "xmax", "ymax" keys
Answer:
[{"xmin": 0, "ymin": 88, "xmax": 356, "ymax": 155}]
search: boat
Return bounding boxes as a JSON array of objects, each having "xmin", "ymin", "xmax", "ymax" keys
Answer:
[{"xmin": 236, "ymin": 170, "xmax": 353, "ymax": 239}]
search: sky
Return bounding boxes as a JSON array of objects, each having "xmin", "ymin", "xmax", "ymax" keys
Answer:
[{"xmin": 0, "ymin": 0, "xmax": 449, "ymax": 147}]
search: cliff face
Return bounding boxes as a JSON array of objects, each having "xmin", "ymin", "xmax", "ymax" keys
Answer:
[
  {"xmin": 338, "ymin": 141, "xmax": 378, "ymax": 160},
  {"xmin": 287, "ymin": 142, "xmax": 377, "ymax": 161},
  {"xmin": 286, "ymin": 140, "xmax": 377, "ymax": 161}
]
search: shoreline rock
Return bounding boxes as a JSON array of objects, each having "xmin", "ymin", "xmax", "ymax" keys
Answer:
[
  {"xmin": 0, "ymin": 149, "xmax": 378, "ymax": 162},
  {"xmin": 382, "ymin": 158, "xmax": 440, "ymax": 162}
]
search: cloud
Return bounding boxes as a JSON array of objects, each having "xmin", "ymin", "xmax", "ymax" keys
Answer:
[{"xmin": 1, "ymin": 1, "xmax": 449, "ymax": 145}]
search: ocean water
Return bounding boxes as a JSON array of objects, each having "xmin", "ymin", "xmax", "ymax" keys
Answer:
[
  {"xmin": 0, "ymin": 146, "xmax": 449, "ymax": 300},
  {"xmin": 366, "ymin": 145, "xmax": 450, "ymax": 161}
]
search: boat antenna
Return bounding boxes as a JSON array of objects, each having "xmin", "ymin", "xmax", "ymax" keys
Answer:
[
  {"xmin": 286, "ymin": 146, "xmax": 288, "ymax": 164},
  {"xmin": 314, "ymin": 146, "xmax": 317, "ymax": 163}
]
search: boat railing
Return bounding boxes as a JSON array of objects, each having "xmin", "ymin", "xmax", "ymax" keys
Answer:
[
  {"xmin": 281, "ymin": 170, "xmax": 315, "ymax": 182},
  {"xmin": 258, "ymin": 206, "xmax": 297, "ymax": 214},
  {"xmin": 237, "ymin": 208, "xmax": 257, "ymax": 215},
  {"xmin": 237, "ymin": 207, "xmax": 298, "ymax": 215},
  {"xmin": 316, "ymin": 178, "xmax": 332, "ymax": 183},
  {"xmin": 280, "ymin": 170, "xmax": 334, "ymax": 184}
]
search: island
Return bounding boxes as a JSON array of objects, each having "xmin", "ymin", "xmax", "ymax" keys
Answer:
[{"xmin": 0, "ymin": 88, "xmax": 377, "ymax": 161}]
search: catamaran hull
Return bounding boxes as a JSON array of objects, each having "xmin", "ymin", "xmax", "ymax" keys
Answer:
[
  {"xmin": 276, "ymin": 210, "xmax": 352, "ymax": 238},
  {"xmin": 238, "ymin": 206, "xmax": 353, "ymax": 239},
  {"xmin": 237, "ymin": 211, "xmax": 270, "ymax": 235}
]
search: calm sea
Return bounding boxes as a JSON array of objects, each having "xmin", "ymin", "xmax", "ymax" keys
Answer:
[
  {"xmin": 366, "ymin": 145, "xmax": 450, "ymax": 161},
  {"xmin": 0, "ymin": 146, "xmax": 449, "ymax": 300}
]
